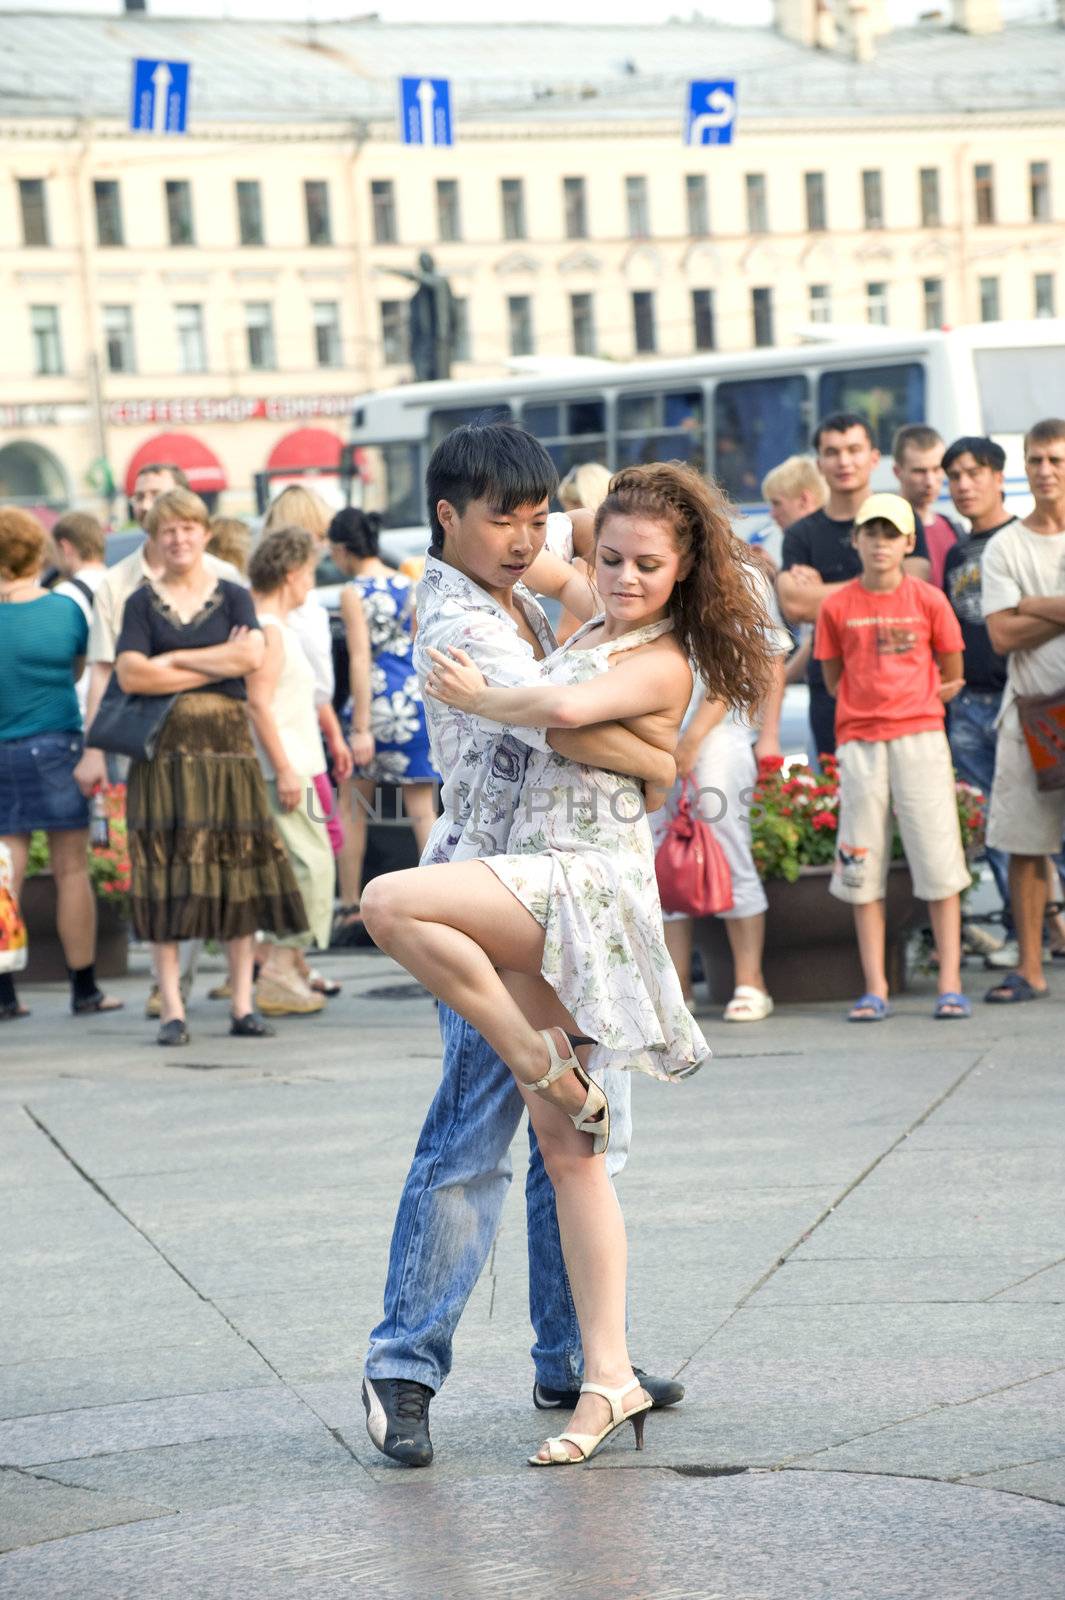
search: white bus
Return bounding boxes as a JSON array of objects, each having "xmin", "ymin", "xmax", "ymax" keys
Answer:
[{"xmin": 347, "ymin": 320, "xmax": 1065, "ymax": 542}]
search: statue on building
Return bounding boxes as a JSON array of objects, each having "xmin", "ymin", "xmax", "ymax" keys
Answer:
[{"xmin": 381, "ymin": 252, "xmax": 456, "ymax": 382}]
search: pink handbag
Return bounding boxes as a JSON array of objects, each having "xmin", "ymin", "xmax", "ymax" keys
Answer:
[{"xmin": 654, "ymin": 778, "xmax": 734, "ymax": 917}]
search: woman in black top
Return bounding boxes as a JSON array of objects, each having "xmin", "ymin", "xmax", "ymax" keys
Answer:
[{"xmin": 115, "ymin": 489, "xmax": 307, "ymax": 1045}]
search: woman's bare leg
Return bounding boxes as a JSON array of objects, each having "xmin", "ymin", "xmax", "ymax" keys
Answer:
[
  {"xmin": 400, "ymin": 781, "xmax": 438, "ymax": 859},
  {"xmin": 504, "ymin": 971, "xmax": 644, "ymax": 1460},
  {"xmin": 336, "ymin": 777, "xmax": 374, "ymax": 907},
  {"xmin": 362, "ymin": 862, "xmax": 594, "ymax": 1120},
  {"xmin": 227, "ymin": 934, "xmax": 256, "ymax": 1018},
  {"xmin": 48, "ymin": 828, "xmax": 96, "ymax": 969},
  {"xmin": 154, "ymin": 942, "xmax": 183, "ymax": 1022}
]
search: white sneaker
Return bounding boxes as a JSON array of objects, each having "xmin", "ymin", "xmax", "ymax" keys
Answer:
[
  {"xmin": 984, "ymin": 939, "xmax": 1050, "ymax": 969},
  {"xmin": 961, "ymin": 922, "xmax": 1003, "ymax": 958}
]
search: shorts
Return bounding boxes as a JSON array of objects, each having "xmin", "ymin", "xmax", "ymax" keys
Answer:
[
  {"xmin": 651, "ymin": 719, "xmax": 768, "ymax": 922},
  {"xmin": 987, "ymin": 726, "xmax": 1065, "ymax": 857},
  {"xmin": 0, "ymin": 731, "xmax": 89, "ymax": 835},
  {"xmin": 831, "ymin": 730, "xmax": 971, "ymax": 906}
]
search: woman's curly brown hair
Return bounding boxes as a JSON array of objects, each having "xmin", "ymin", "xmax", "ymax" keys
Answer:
[{"xmin": 594, "ymin": 462, "xmax": 775, "ymax": 719}]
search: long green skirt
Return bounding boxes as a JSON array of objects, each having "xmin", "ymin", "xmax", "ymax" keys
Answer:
[{"xmin": 127, "ymin": 692, "xmax": 308, "ymax": 943}]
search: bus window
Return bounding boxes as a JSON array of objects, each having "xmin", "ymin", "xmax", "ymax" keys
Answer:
[
  {"xmin": 519, "ymin": 396, "xmax": 608, "ymax": 475},
  {"xmin": 616, "ymin": 389, "xmax": 705, "ymax": 469},
  {"xmin": 974, "ymin": 347, "xmax": 1065, "ymax": 434},
  {"xmin": 817, "ymin": 364, "xmax": 925, "ymax": 454},
  {"xmin": 358, "ymin": 442, "xmax": 422, "ymax": 528},
  {"xmin": 713, "ymin": 377, "xmax": 806, "ymax": 501},
  {"xmin": 429, "ymin": 403, "xmax": 511, "ymax": 448}
]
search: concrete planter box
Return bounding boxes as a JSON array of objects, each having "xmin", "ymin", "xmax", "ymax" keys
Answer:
[
  {"xmin": 20, "ymin": 874, "xmax": 129, "ymax": 984},
  {"xmin": 693, "ymin": 862, "xmax": 919, "ymax": 1005}
]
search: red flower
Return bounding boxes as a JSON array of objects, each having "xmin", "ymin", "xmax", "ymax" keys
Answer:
[
  {"xmin": 757, "ymin": 753, "xmax": 785, "ymax": 775},
  {"xmin": 811, "ymin": 810, "xmax": 838, "ymax": 830}
]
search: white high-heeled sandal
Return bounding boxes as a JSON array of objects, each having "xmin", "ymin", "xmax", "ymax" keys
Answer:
[
  {"xmin": 529, "ymin": 1376, "xmax": 651, "ymax": 1466},
  {"xmin": 530, "ymin": 1029, "xmax": 609, "ymax": 1154}
]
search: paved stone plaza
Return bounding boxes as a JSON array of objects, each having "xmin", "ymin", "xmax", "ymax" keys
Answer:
[{"xmin": 2, "ymin": 949, "xmax": 1064, "ymax": 1598}]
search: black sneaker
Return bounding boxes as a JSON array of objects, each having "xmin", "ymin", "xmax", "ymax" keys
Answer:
[
  {"xmin": 362, "ymin": 1377, "xmax": 434, "ymax": 1467},
  {"xmin": 533, "ymin": 1365, "xmax": 684, "ymax": 1412}
]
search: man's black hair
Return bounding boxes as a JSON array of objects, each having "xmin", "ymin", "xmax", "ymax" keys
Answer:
[
  {"xmin": 426, "ymin": 421, "xmax": 558, "ymax": 553},
  {"xmin": 941, "ymin": 435, "xmax": 1006, "ymax": 474},
  {"xmin": 812, "ymin": 412, "xmax": 875, "ymax": 450}
]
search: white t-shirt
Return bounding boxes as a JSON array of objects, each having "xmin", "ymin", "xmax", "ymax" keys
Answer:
[
  {"xmin": 981, "ymin": 520, "xmax": 1065, "ymax": 732},
  {"xmin": 543, "ymin": 511, "xmax": 575, "ymax": 563},
  {"xmin": 286, "ymin": 594, "xmax": 334, "ymax": 708},
  {"xmin": 54, "ymin": 567, "xmax": 108, "ymax": 717},
  {"xmin": 681, "ymin": 561, "xmax": 792, "ymax": 733}
]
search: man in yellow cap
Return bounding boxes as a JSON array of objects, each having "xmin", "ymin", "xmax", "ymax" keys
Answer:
[{"xmin": 814, "ymin": 492, "xmax": 972, "ymax": 1022}]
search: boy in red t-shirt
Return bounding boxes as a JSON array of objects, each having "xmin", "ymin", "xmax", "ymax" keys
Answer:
[{"xmin": 814, "ymin": 493, "xmax": 972, "ymax": 1021}]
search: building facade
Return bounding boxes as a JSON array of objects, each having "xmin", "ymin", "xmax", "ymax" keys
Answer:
[{"xmin": 1, "ymin": 11, "xmax": 1063, "ymax": 515}]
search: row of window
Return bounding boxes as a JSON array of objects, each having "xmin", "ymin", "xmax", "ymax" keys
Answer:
[
  {"xmin": 15, "ymin": 176, "xmax": 335, "ymax": 251},
  {"xmin": 26, "ymin": 267, "xmax": 1057, "ymax": 380},
  {"xmin": 28, "ymin": 299, "xmax": 346, "ymax": 377},
  {"xmin": 13, "ymin": 158, "xmax": 1053, "ymax": 254}
]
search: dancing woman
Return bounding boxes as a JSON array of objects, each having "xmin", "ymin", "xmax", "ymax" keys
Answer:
[{"xmin": 362, "ymin": 463, "xmax": 774, "ymax": 1466}]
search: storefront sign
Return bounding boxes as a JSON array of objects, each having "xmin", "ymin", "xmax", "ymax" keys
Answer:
[{"xmin": 1, "ymin": 394, "xmax": 361, "ymax": 430}]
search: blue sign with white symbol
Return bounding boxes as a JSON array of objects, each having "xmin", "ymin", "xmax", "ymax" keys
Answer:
[
  {"xmin": 399, "ymin": 77, "xmax": 454, "ymax": 147},
  {"xmin": 130, "ymin": 58, "xmax": 190, "ymax": 135},
  {"xmin": 685, "ymin": 79, "xmax": 737, "ymax": 146}
]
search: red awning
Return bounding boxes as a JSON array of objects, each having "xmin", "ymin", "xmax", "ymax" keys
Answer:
[
  {"xmin": 124, "ymin": 433, "xmax": 228, "ymax": 497},
  {"xmin": 266, "ymin": 427, "xmax": 343, "ymax": 474}
]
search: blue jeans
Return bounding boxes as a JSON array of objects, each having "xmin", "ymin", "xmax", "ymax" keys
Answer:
[
  {"xmin": 365, "ymin": 1003, "xmax": 632, "ymax": 1393},
  {"xmin": 948, "ymin": 688, "xmax": 1011, "ymax": 930}
]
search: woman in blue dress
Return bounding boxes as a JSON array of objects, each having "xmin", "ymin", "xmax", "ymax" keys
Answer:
[{"xmin": 327, "ymin": 509, "xmax": 438, "ymax": 930}]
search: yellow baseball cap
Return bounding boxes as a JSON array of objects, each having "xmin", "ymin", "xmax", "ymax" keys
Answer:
[{"xmin": 854, "ymin": 493, "xmax": 916, "ymax": 537}]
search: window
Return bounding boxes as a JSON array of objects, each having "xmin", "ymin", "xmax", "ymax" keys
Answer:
[
  {"xmin": 866, "ymin": 281, "xmax": 888, "ymax": 326},
  {"xmin": 714, "ymin": 377, "xmax": 807, "ymax": 502},
  {"xmin": 974, "ymin": 163, "xmax": 995, "ymax": 225},
  {"xmin": 692, "ymin": 288, "xmax": 715, "ymax": 351},
  {"xmin": 175, "ymin": 303, "xmax": 206, "ymax": 373},
  {"xmin": 103, "ymin": 305, "xmax": 135, "ymax": 373},
  {"xmin": 923, "ymin": 277, "xmax": 945, "ymax": 330},
  {"xmin": 919, "ymin": 167, "xmax": 941, "ymax": 228},
  {"xmin": 632, "ymin": 290, "xmax": 656, "ymax": 354},
  {"xmin": 429, "ymin": 404, "xmax": 511, "ymax": 450},
  {"xmin": 507, "ymin": 294, "xmax": 534, "ymax": 357},
  {"xmin": 563, "ymin": 177, "xmax": 588, "ymax": 240},
  {"xmin": 18, "ymin": 178, "xmax": 49, "ymax": 246},
  {"xmin": 979, "ymin": 275, "xmax": 1000, "ymax": 322},
  {"xmin": 304, "ymin": 181, "xmax": 332, "ymax": 246},
  {"xmin": 808, "ymin": 284, "xmax": 832, "ymax": 324},
  {"xmin": 245, "ymin": 301, "xmax": 276, "ymax": 370},
  {"xmin": 165, "ymin": 180, "xmax": 194, "ymax": 246},
  {"xmin": 817, "ymin": 363, "xmax": 925, "ymax": 455},
  {"xmin": 862, "ymin": 169, "xmax": 884, "ymax": 229},
  {"xmin": 236, "ymin": 180, "xmax": 264, "ymax": 246},
  {"xmin": 380, "ymin": 301, "xmax": 407, "ymax": 365},
  {"xmin": 451, "ymin": 296, "xmax": 471, "ymax": 362},
  {"xmin": 617, "ymin": 389, "xmax": 704, "ymax": 470},
  {"xmin": 686, "ymin": 174, "xmax": 709, "ymax": 238},
  {"xmin": 30, "ymin": 305, "xmax": 62, "ymax": 375},
  {"xmin": 745, "ymin": 173, "xmax": 768, "ymax": 234},
  {"xmin": 570, "ymin": 292, "xmax": 596, "ymax": 356},
  {"xmin": 625, "ymin": 176, "xmax": 650, "ymax": 239},
  {"xmin": 93, "ymin": 180, "xmax": 123, "ymax": 247},
  {"xmin": 501, "ymin": 178, "xmax": 526, "ymax": 241},
  {"xmin": 752, "ymin": 286, "xmax": 774, "ymax": 347},
  {"xmin": 371, "ymin": 180, "xmax": 397, "ymax": 244},
  {"xmin": 520, "ymin": 397, "xmax": 607, "ymax": 475},
  {"xmin": 804, "ymin": 171, "xmax": 827, "ymax": 233},
  {"xmin": 313, "ymin": 300, "xmax": 341, "ymax": 367},
  {"xmin": 1030, "ymin": 161, "xmax": 1051, "ymax": 223},
  {"xmin": 436, "ymin": 179, "xmax": 461, "ymax": 242},
  {"xmin": 1034, "ymin": 273, "xmax": 1056, "ymax": 319}
]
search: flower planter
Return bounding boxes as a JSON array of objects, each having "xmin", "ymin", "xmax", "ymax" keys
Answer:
[
  {"xmin": 693, "ymin": 862, "xmax": 919, "ymax": 1006},
  {"xmin": 19, "ymin": 874, "xmax": 129, "ymax": 984}
]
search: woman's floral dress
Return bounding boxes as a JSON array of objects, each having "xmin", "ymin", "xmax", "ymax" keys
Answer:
[
  {"xmin": 484, "ymin": 616, "xmax": 710, "ymax": 1084},
  {"xmin": 349, "ymin": 574, "xmax": 438, "ymax": 784}
]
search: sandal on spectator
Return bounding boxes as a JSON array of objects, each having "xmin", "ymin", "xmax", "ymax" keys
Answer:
[
  {"xmin": 984, "ymin": 972, "xmax": 1048, "ymax": 1004},
  {"xmin": 847, "ymin": 993, "xmax": 891, "ymax": 1022},
  {"xmin": 723, "ymin": 985, "xmax": 774, "ymax": 1023},
  {"xmin": 306, "ymin": 969, "xmax": 341, "ymax": 997},
  {"xmin": 230, "ymin": 1012, "xmax": 275, "ymax": 1038},
  {"xmin": 71, "ymin": 990, "xmax": 124, "ymax": 1016},
  {"xmin": 157, "ymin": 1018, "xmax": 189, "ymax": 1047},
  {"xmin": 934, "ymin": 991, "xmax": 971, "ymax": 1019},
  {"xmin": 0, "ymin": 1001, "xmax": 30, "ymax": 1021}
]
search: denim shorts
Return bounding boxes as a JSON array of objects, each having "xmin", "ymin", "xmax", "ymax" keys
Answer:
[{"xmin": 0, "ymin": 731, "xmax": 89, "ymax": 834}]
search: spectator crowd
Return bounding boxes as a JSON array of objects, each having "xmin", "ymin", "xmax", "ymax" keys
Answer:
[{"xmin": 2, "ymin": 406, "xmax": 1064, "ymax": 1036}]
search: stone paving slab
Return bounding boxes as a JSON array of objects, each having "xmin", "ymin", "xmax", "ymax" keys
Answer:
[{"xmin": 1, "ymin": 951, "xmax": 1064, "ymax": 1594}]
